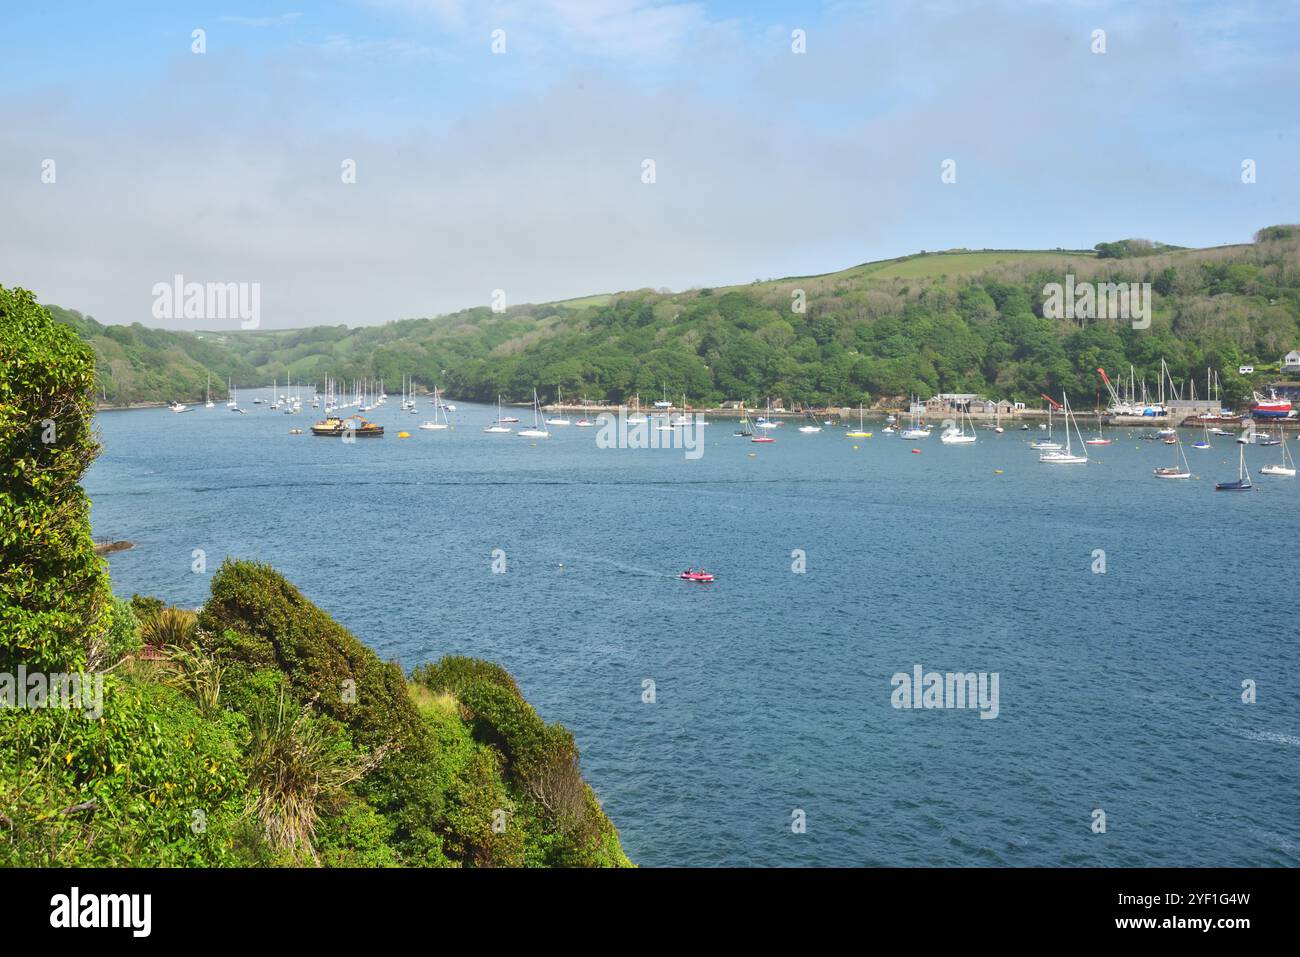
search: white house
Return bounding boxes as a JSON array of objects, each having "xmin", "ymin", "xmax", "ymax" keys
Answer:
[{"xmin": 1282, "ymin": 350, "xmax": 1300, "ymax": 373}]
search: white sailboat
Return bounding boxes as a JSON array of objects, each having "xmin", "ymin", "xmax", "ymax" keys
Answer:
[
  {"xmin": 204, "ymin": 375, "xmax": 214, "ymax": 409},
  {"xmin": 517, "ymin": 389, "xmax": 550, "ymax": 438},
  {"xmin": 626, "ymin": 394, "xmax": 647, "ymax": 424},
  {"xmin": 546, "ymin": 386, "xmax": 571, "ymax": 426},
  {"xmin": 899, "ymin": 398, "xmax": 931, "ymax": 439},
  {"xmin": 845, "ymin": 403, "xmax": 870, "ymax": 438},
  {"xmin": 1039, "ymin": 394, "xmax": 1087, "ymax": 464},
  {"xmin": 940, "ymin": 406, "xmax": 976, "ymax": 444},
  {"xmin": 419, "ymin": 388, "xmax": 451, "ymax": 430},
  {"xmin": 1085, "ymin": 412, "xmax": 1110, "ymax": 446},
  {"xmin": 1029, "ymin": 403, "xmax": 1062, "ymax": 450},
  {"xmin": 1260, "ymin": 436, "xmax": 1296, "ymax": 477},
  {"xmin": 1152, "ymin": 427, "xmax": 1191, "ymax": 478},
  {"xmin": 483, "ymin": 394, "xmax": 513, "ymax": 433},
  {"xmin": 226, "ymin": 378, "xmax": 237, "ymax": 409}
]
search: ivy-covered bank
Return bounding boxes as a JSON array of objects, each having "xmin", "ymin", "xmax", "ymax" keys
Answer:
[{"xmin": 0, "ymin": 285, "xmax": 630, "ymax": 867}]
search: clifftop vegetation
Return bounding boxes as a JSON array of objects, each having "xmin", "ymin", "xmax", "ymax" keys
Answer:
[{"xmin": 0, "ymin": 285, "xmax": 630, "ymax": 867}]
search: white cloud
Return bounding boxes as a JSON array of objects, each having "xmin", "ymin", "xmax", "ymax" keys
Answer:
[
  {"xmin": 219, "ymin": 12, "xmax": 304, "ymax": 28},
  {"xmin": 1, "ymin": 1, "xmax": 1296, "ymax": 329}
]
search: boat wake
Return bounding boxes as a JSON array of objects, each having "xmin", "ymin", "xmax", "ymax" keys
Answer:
[
  {"xmin": 577, "ymin": 555, "xmax": 680, "ymax": 579},
  {"xmin": 1242, "ymin": 729, "xmax": 1300, "ymax": 748}
]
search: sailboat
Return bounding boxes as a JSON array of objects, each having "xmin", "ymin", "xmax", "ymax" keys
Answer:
[
  {"xmin": 1215, "ymin": 443, "xmax": 1254, "ymax": 490},
  {"xmin": 1192, "ymin": 422, "xmax": 1212, "ymax": 450},
  {"xmin": 226, "ymin": 378, "xmax": 238, "ymax": 409},
  {"xmin": 626, "ymin": 394, "xmax": 647, "ymax": 425},
  {"xmin": 845, "ymin": 403, "xmax": 871, "ymax": 438},
  {"xmin": 205, "ymin": 375, "xmax": 214, "ymax": 409},
  {"xmin": 1085, "ymin": 412, "xmax": 1110, "ymax": 446},
  {"xmin": 1029, "ymin": 403, "xmax": 1062, "ymax": 450},
  {"xmin": 747, "ymin": 408, "xmax": 774, "ymax": 443},
  {"xmin": 754, "ymin": 398, "xmax": 781, "ymax": 430},
  {"xmin": 483, "ymin": 395, "xmax": 513, "ymax": 433},
  {"xmin": 1038, "ymin": 394, "xmax": 1087, "ymax": 464},
  {"xmin": 419, "ymin": 388, "xmax": 451, "ymax": 430},
  {"xmin": 899, "ymin": 399, "xmax": 931, "ymax": 439},
  {"xmin": 517, "ymin": 389, "xmax": 550, "ymax": 438},
  {"xmin": 940, "ymin": 406, "xmax": 976, "ymax": 444},
  {"xmin": 798, "ymin": 412, "xmax": 822, "ymax": 433},
  {"xmin": 1259, "ymin": 436, "xmax": 1296, "ymax": 477},
  {"xmin": 734, "ymin": 410, "xmax": 754, "ymax": 437},
  {"xmin": 546, "ymin": 386, "xmax": 571, "ymax": 426},
  {"xmin": 1153, "ymin": 428, "xmax": 1191, "ymax": 478}
]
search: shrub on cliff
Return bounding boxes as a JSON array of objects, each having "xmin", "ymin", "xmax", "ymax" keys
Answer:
[
  {"xmin": 196, "ymin": 561, "xmax": 471, "ymax": 864},
  {"xmin": 198, "ymin": 559, "xmax": 423, "ymax": 751},
  {"xmin": 413, "ymin": 655, "xmax": 631, "ymax": 867},
  {"xmin": 0, "ymin": 285, "xmax": 112, "ymax": 672}
]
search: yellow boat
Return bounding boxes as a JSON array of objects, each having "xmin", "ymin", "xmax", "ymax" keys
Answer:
[{"xmin": 311, "ymin": 415, "xmax": 384, "ymax": 438}]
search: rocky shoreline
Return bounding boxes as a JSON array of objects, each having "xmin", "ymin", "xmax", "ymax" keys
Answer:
[{"xmin": 93, "ymin": 540, "xmax": 134, "ymax": 556}]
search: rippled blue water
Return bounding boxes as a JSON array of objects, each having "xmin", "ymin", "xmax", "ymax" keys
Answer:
[{"xmin": 85, "ymin": 396, "xmax": 1300, "ymax": 866}]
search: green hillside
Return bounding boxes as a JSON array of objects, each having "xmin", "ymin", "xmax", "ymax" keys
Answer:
[{"xmin": 46, "ymin": 226, "xmax": 1300, "ymax": 410}]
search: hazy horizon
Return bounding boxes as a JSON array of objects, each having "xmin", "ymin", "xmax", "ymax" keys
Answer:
[{"xmin": 3, "ymin": 0, "xmax": 1298, "ymax": 330}]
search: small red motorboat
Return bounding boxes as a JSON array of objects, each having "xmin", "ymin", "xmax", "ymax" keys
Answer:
[
  {"xmin": 679, "ymin": 569, "xmax": 715, "ymax": 583},
  {"xmin": 751, "ymin": 436, "xmax": 775, "ymax": 443}
]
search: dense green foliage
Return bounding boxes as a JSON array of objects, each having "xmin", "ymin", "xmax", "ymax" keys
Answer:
[
  {"xmin": 1093, "ymin": 238, "xmax": 1184, "ymax": 259},
  {"xmin": 52, "ymin": 226, "xmax": 1300, "ymax": 412},
  {"xmin": 1, "ymin": 292, "xmax": 630, "ymax": 866},
  {"xmin": 47, "ymin": 305, "xmax": 260, "ymax": 407},
  {"xmin": 0, "ymin": 286, "xmax": 112, "ymax": 673},
  {"xmin": 4, "ymin": 560, "xmax": 632, "ymax": 866},
  {"xmin": 194, "ymin": 562, "xmax": 628, "ymax": 867},
  {"xmin": 435, "ymin": 231, "xmax": 1299, "ymax": 409}
]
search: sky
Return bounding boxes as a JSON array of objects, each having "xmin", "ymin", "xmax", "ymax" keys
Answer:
[{"xmin": 1, "ymin": 0, "xmax": 1298, "ymax": 330}]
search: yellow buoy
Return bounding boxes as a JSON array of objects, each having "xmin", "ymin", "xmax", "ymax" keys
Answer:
[
  {"xmin": 397, "ymin": 431, "xmax": 411, "ymax": 438},
  {"xmin": 852, "ymin": 444, "xmax": 859, "ymax": 450},
  {"xmin": 994, "ymin": 469, "xmax": 1003, "ymax": 474}
]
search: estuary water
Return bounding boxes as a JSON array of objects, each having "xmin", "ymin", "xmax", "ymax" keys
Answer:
[{"xmin": 85, "ymin": 395, "xmax": 1300, "ymax": 866}]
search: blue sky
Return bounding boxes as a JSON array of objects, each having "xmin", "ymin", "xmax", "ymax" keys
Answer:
[{"xmin": 2, "ymin": 0, "xmax": 1298, "ymax": 328}]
